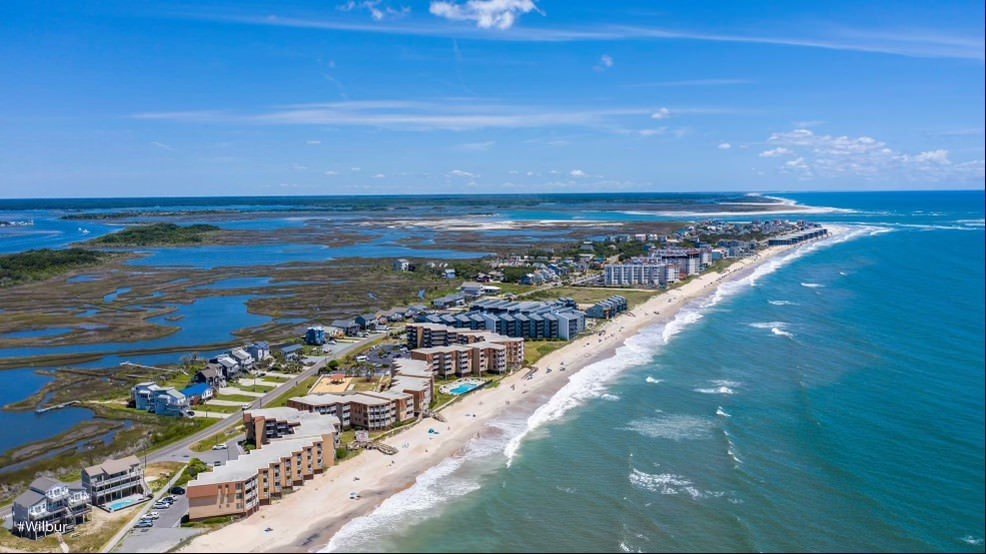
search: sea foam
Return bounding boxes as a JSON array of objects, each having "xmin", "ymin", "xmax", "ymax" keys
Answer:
[{"xmin": 622, "ymin": 415, "xmax": 717, "ymax": 441}]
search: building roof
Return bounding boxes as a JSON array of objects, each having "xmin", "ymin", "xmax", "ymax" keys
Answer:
[
  {"xmin": 188, "ymin": 436, "xmax": 320, "ymax": 486},
  {"xmin": 83, "ymin": 455, "xmax": 141, "ymax": 478},
  {"xmin": 181, "ymin": 383, "xmax": 212, "ymax": 398},
  {"xmin": 198, "ymin": 367, "xmax": 222, "ymax": 379}
]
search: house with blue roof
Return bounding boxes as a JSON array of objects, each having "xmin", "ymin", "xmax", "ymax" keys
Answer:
[{"xmin": 181, "ymin": 383, "xmax": 214, "ymax": 405}]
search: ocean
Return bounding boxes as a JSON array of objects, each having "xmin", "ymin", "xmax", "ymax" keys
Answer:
[{"xmin": 322, "ymin": 191, "xmax": 986, "ymax": 553}]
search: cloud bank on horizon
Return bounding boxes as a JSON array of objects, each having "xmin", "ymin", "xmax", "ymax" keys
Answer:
[{"xmin": 0, "ymin": 0, "xmax": 983, "ymax": 197}]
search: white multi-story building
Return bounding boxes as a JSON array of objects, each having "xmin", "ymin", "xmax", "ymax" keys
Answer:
[{"xmin": 604, "ymin": 263, "xmax": 678, "ymax": 287}]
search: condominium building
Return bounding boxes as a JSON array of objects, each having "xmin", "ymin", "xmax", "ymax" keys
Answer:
[
  {"xmin": 604, "ymin": 262, "xmax": 678, "ymax": 287},
  {"xmin": 586, "ymin": 295, "xmax": 629, "ymax": 319},
  {"xmin": 287, "ymin": 390, "xmax": 415, "ymax": 431},
  {"xmin": 389, "ymin": 359, "xmax": 434, "ymax": 414},
  {"xmin": 81, "ymin": 456, "xmax": 148, "ymax": 508},
  {"xmin": 767, "ymin": 227, "xmax": 828, "ymax": 246},
  {"xmin": 187, "ymin": 410, "xmax": 338, "ymax": 521},
  {"xmin": 405, "ymin": 323, "xmax": 525, "ymax": 368},
  {"xmin": 649, "ymin": 248, "xmax": 710, "ymax": 277},
  {"xmin": 243, "ymin": 408, "xmax": 342, "ymax": 448},
  {"xmin": 410, "ymin": 341, "xmax": 510, "ymax": 378},
  {"xmin": 12, "ymin": 478, "xmax": 91, "ymax": 540}
]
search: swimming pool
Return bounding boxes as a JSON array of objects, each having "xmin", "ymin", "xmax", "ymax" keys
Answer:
[
  {"xmin": 449, "ymin": 382, "xmax": 482, "ymax": 396},
  {"xmin": 106, "ymin": 496, "xmax": 144, "ymax": 512}
]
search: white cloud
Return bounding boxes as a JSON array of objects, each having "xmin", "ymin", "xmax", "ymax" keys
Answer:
[
  {"xmin": 351, "ymin": 167, "xmax": 361, "ymax": 171},
  {"xmin": 447, "ymin": 169, "xmax": 477, "ymax": 178},
  {"xmin": 373, "ymin": 173, "xmax": 386, "ymax": 178},
  {"xmin": 594, "ymin": 54, "xmax": 614, "ymax": 71},
  {"xmin": 764, "ymin": 128, "xmax": 981, "ymax": 181},
  {"xmin": 717, "ymin": 142, "xmax": 732, "ymax": 150},
  {"xmin": 338, "ymin": 1, "xmax": 409, "ymax": 21},
  {"xmin": 306, "ymin": 140, "xmax": 321, "ymax": 145},
  {"xmin": 429, "ymin": 0, "xmax": 542, "ymax": 30},
  {"xmin": 570, "ymin": 169, "xmax": 587, "ymax": 177},
  {"xmin": 650, "ymin": 107, "xmax": 671, "ymax": 120},
  {"xmin": 912, "ymin": 149, "xmax": 950, "ymax": 164},
  {"xmin": 324, "ymin": 170, "xmax": 339, "ymax": 176},
  {"xmin": 638, "ymin": 128, "xmax": 667, "ymax": 136},
  {"xmin": 759, "ymin": 147, "xmax": 792, "ymax": 157}
]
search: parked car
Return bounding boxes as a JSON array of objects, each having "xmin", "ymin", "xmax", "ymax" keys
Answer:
[
  {"xmin": 134, "ymin": 520, "xmax": 153, "ymax": 529},
  {"xmin": 211, "ymin": 443, "xmax": 228, "ymax": 450},
  {"xmin": 145, "ymin": 511, "xmax": 160, "ymax": 519},
  {"xmin": 213, "ymin": 460, "xmax": 223, "ymax": 467},
  {"xmin": 153, "ymin": 502, "xmax": 170, "ymax": 509},
  {"xmin": 169, "ymin": 486, "xmax": 186, "ymax": 495}
]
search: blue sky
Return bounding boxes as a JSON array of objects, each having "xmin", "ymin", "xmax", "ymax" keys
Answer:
[{"xmin": 1, "ymin": 0, "xmax": 983, "ymax": 198}]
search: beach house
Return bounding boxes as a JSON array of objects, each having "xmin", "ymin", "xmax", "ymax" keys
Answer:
[
  {"xmin": 180, "ymin": 383, "xmax": 214, "ymax": 405},
  {"xmin": 330, "ymin": 319, "xmax": 361, "ymax": 337},
  {"xmin": 132, "ymin": 383, "xmax": 190, "ymax": 417},
  {"xmin": 305, "ymin": 326, "xmax": 326, "ymax": 345},
  {"xmin": 12, "ymin": 478, "xmax": 91, "ymax": 539},
  {"xmin": 245, "ymin": 341, "xmax": 271, "ymax": 362},
  {"xmin": 81, "ymin": 456, "xmax": 148, "ymax": 508},
  {"xmin": 229, "ymin": 347, "xmax": 255, "ymax": 370}
]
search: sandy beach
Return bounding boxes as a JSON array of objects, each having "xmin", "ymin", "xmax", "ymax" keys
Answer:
[{"xmin": 179, "ymin": 230, "xmax": 842, "ymax": 554}]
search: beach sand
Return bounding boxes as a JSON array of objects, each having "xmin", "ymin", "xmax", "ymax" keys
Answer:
[{"xmin": 179, "ymin": 230, "xmax": 842, "ymax": 554}]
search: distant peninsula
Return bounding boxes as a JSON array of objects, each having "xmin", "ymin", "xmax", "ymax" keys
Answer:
[{"xmin": 88, "ymin": 223, "xmax": 221, "ymax": 246}]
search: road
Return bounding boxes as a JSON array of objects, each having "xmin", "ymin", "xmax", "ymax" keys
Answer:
[
  {"xmin": 145, "ymin": 335, "xmax": 378, "ymax": 465},
  {"xmin": 0, "ymin": 334, "xmax": 380, "ymax": 523}
]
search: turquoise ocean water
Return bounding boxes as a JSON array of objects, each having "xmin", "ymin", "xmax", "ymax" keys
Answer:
[{"xmin": 323, "ymin": 191, "xmax": 985, "ymax": 553}]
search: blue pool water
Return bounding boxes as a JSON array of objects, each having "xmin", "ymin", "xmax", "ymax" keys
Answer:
[
  {"xmin": 450, "ymin": 383, "xmax": 482, "ymax": 396},
  {"xmin": 107, "ymin": 496, "xmax": 143, "ymax": 512}
]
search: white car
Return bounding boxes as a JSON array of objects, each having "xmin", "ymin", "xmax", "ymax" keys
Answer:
[
  {"xmin": 211, "ymin": 443, "xmax": 228, "ymax": 450},
  {"xmin": 145, "ymin": 511, "xmax": 160, "ymax": 519}
]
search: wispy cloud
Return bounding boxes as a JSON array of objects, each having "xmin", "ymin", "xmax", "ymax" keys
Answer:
[
  {"xmin": 175, "ymin": 10, "xmax": 986, "ymax": 60},
  {"xmin": 133, "ymin": 99, "xmax": 714, "ymax": 131},
  {"xmin": 624, "ymin": 78, "xmax": 753, "ymax": 88},
  {"xmin": 456, "ymin": 140, "xmax": 495, "ymax": 151},
  {"xmin": 150, "ymin": 141, "xmax": 176, "ymax": 151},
  {"xmin": 337, "ymin": 1, "xmax": 409, "ymax": 21}
]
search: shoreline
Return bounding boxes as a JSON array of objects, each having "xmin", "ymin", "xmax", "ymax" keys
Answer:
[{"xmin": 179, "ymin": 227, "xmax": 847, "ymax": 554}]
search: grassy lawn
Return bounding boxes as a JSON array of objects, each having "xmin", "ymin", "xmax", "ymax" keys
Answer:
[
  {"xmin": 233, "ymin": 382, "xmax": 275, "ymax": 393},
  {"xmin": 524, "ymin": 340, "xmax": 567, "ymax": 366},
  {"xmin": 351, "ymin": 378, "xmax": 382, "ymax": 392},
  {"xmin": 524, "ymin": 286, "xmax": 657, "ymax": 308},
  {"xmin": 191, "ymin": 427, "xmax": 243, "ymax": 453},
  {"xmin": 494, "ymin": 282, "xmax": 535, "ymax": 296},
  {"xmin": 214, "ymin": 393, "xmax": 260, "ymax": 403},
  {"xmin": 266, "ymin": 376, "xmax": 317, "ymax": 408},
  {"xmin": 145, "ymin": 461, "xmax": 185, "ymax": 492},
  {"xmin": 196, "ymin": 403, "xmax": 245, "ymax": 414}
]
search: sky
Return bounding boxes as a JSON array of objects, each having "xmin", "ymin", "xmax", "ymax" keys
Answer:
[{"xmin": 0, "ymin": 0, "xmax": 983, "ymax": 198}]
